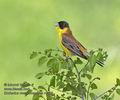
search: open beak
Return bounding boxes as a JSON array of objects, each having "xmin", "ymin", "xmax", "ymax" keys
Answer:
[{"xmin": 55, "ymin": 22, "xmax": 59, "ymax": 27}]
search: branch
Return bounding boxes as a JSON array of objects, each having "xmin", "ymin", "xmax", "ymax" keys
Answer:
[
  {"xmin": 68, "ymin": 58, "xmax": 85, "ymax": 100},
  {"xmin": 94, "ymin": 84, "xmax": 118, "ymax": 100}
]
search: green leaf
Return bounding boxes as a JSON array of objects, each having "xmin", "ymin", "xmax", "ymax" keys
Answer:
[
  {"xmin": 66, "ymin": 58, "xmax": 74, "ymax": 70},
  {"xmin": 38, "ymin": 56, "xmax": 48, "ymax": 66},
  {"xmin": 82, "ymin": 65, "xmax": 88, "ymax": 74},
  {"xmin": 56, "ymin": 54, "xmax": 64, "ymax": 61},
  {"xmin": 38, "ymin": 52, "xmax": 41, "ymax": 54},
  {"xmin": 95, "ymin": 77, "xmax": 100, "ymax": 80},
  {"xmin": 39, "ymin": 96, "xmax": 46, "ymax": 100},
  {"xmin": 47, "ymin": 58, "xmax": 59, "ymax": 74},
  {"xmin": 86, "ymin": 74, "xmax": 92, "ymax": 80},
  {"xmin": 56, "ymin": 81, "xmax": 65, "ymax": 89},
  {"xmin": 61, "ymin": 93, "xmax": 65, "ymax": 97},
  {"xmin": 32, "ymin": 94, "xmax": 39, "ymax": 100},
  {"xmin": 66, "ymin": 70, "xmax": 75, "ymax": 77},
  {"xmin": 63, "ymin": 83, "xmax": 78, "ymax": 94},
  {"xmin": 89, "ymin": 93, "xmax": 96, "ymax": 100},
  {"xmin": 30, "ymin": 52, "xmax": 38, "ymax": 59},
  {"xmin": 90, "ymin": 83, "xmax": 97, "ymax": 90},
  {"xmin": 44, "ymin": 49, "xmax": 52, "ymax": 57},
  {"xmin": 89, "ymin": 55, "xmax": 97, "ymax": 73},
  {"xmin": 47, "ymin": 58, "xmax": 58, "ymax": 67},
  {"xmin": 116, "ymin": 88, "xmax": 120, "ymax": 95},
  {"xmin": 55, "ymin": 95, "xmax": 60, "ymax": 99},
  {"xmin": 116, "ymin": 78, "xmax": 120, "ymax": 86},
  {"xmin": 60, "ymin": 61, "xmax": 68, "ymax": 69},
  {"xmin": 25, "ymin": 89, "xmax": 32, "ymax": 96},
  {"xmin": 71, "ymin": 97, "xmax": 77, "ymax": 100},
  {"xmin": 44, "ymin": 49, "xmax": 52, "ymax": 55},
  {"xmin": 103, "ymin": 51, "xmax": 108, "ymax": 61},
  {"xmin": 107, "ymin": 94, "xmax": 114, "ymax": 100},
  {"xmin": 53, "ymin": 64, "xmax": 59, "ymax": 74},
  {"xmin": 87, "ymin": 51, "xmax": 98, "ymax": 72},
  {"xmin": 21, "ymin": 81, "xmax": 31, "ymax": 88},
  {"xmin": 67, "ymin": 96, "xmax": 71, "ymax": 99},
  {"xmin": 35, "ymin": 73, "xmax": 44, "ymax": 79},
  {"xmin": 96, "ymin": 49, "xmax": 108, "ymax": 63},
  {"xmin": 92, "ymin": 77, "xmax": 100, "ymax": 82},
  {"xmin": 63, "ymin": 83, "xmax": 71, "ymax": 91},
  {"xmin": 50, "ymin": 76, "xmax": 56, "ymax": 87},
  {"xmin": 96, "ymin": 50, "xmax": 103, "ymax": 60},
  {"xmin": 101, "ymin": 94, "xmax": 109, "ymax": 99},
  {"xmin": 81, "ymin": 73, "xmax": 86, "ymax": 77},
  {"xmin": 108, "ymin": 90, "xmax": 113, "ymax": 93},
  {"xmin": 38, "ymin": 86, "xmax": 47, "ymax": 91},
  {"xmin": 107, "ymin": 98, "xmax": 113, "ymax": 100},
  {"xmin": 74, "ymin": 57, "xmax": 83, "ymax": 64}
]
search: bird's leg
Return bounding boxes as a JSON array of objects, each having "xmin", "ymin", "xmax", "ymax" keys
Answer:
[
  {"xmin": 64, "ymin": 56, "xmax": 74, "ymax": 70},
  {"xmin": 65, "ymin": 56, "xmax": 71, "ymax": 62},
  {"xmin": 63, "ymin": 51, "xmax": 66, "ymax": 57}
]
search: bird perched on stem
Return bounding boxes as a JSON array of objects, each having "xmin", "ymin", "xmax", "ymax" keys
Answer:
[{"xmin": 55, "ymin": 20, "xmax": 103, "ymax": 66}]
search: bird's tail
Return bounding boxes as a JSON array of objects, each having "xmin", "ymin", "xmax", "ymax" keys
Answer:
[
  {"xmin": 83, "ymin": 51, "xmax": 104, "ymax": 67},
  {"xmin": 96, "ymin": 60, "xmax": 104, "ymax": 67}
]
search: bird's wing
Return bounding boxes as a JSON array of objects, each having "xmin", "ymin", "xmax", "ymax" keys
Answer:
[{"xmin": 62, "ymin": 34, "xmax": 89, "ymax": 59}]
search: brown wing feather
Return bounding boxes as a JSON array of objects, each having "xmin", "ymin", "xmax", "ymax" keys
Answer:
[
  {"xmin": 62, "ymin": 33, "xmax": 89, "ymax": 59},
  {"xmin": 61, "ymin": 32, "xmax": 104, "ymax": 66}
]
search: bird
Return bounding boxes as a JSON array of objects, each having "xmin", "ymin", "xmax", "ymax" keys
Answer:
[{"xmin": 55, "ymin": 20, "xmax": 103, "ymax": 66}]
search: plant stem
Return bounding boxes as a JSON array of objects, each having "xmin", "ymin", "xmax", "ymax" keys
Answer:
[
  {"xmin": 31, "ymin": 84, "xmax": 38, "ymax": 91},
  {"xmin": 74, "ymin": 65, "xmax": 81, "ymax": 83},
  {"xmin": 82, "ymin": 95, "xmax": 85, "ymax": 100},
  {"xmin": 94, "ymin": 84, "xmax": 118, "ymax": 100},
  {"xmin": 68, "ymin": 58, "xmax": 81, "ymax": 83},
  {"xmin": 86, "ymin": 77, "xmax": 99, "ymax": 100},
  {"xmin": 86, "ymin": 81, "xmax": 92, "ymax": 100},
  {"xmin": 107, "ymin": 84, "xmax": 118, "ymax": 98},
  {"xmin": 69, "ymin": 58, "xmax": 84, "ymax": 99}
]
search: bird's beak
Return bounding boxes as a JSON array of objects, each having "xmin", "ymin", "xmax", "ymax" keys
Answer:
[
  {"xmin": 55, "ymin": 22, "xmax": 60, "ymax": 32},
  {"xmin": 55, "ymin": 22, "xmax": 59, "ymax": 27}
]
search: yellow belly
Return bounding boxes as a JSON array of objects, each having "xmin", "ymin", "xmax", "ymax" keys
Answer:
[
  {"xmin": 57, "ymin": 28, "xmax": 72, "ymax": 56},
  {"xmin": 60, "ymin": 43, "xmax": 72, "ymax": 56}
]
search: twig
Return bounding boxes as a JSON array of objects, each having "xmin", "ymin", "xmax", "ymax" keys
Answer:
[
  {"xmin": 82, "ymin": 94, "xmax": 85, "ymax": 100},
  {"xmin": 86, "ymin": 80, "xmax": 92, "ymax": 100},
  {"xmin": 74, "ymin": 65, "xmax": 81, "ymax": 83},
  {"xmin": 107, "ymin": 85, "xmax": 117, "ymax": 98},
  {"xmin": 68, "ymin": 58, "xmax": 84, "ymax": 99},
  {"xmin": 68, "ymin": 58, "xmax": 80, "ymax": 82},
  {"xmin": 94, "ymin": 84, "xmax": 118, "ymax": 100},
  {"xmin": 86, "ymin": 77, "xmax": 100, "ymax": 100}
]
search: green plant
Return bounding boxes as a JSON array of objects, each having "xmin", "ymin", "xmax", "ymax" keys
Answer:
[{"xmin": 22, "ymin": 48, "xmax": 120, "ymax": 100}]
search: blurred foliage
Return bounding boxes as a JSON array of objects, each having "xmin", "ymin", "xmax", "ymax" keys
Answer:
[{"xmin": 21, "ymin": 48, "xmax": 120, "ymax": 100}]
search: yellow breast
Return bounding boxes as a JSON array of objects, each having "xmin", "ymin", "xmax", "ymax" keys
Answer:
[{"xmin": 57, "ymin": 28, "xmax": 72, "ymax": 56}]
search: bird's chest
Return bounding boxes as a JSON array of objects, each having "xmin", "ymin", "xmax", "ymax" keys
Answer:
[{"xmin": 58, "ymin": 33, "xmax": 72, "ymax": 56}]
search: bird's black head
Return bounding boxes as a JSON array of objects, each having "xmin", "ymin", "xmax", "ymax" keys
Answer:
[{"xmin": 57, "ymin": 21, "xmax": 69, "ymax": 29}]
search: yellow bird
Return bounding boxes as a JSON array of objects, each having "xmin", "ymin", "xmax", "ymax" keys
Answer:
[{"xmin": 55, "ymin": 20, "xmax": 103, "ymax": 66}]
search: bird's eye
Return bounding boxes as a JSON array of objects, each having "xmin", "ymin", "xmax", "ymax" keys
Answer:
[{"xmin": 59, "ymin": 23, "xmax": 64, "ymax": 29}]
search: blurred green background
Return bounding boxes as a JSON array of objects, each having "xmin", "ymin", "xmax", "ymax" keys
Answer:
[{"xmin": 0, "ymin": 0, "xmax": 120, "ymax": 99}]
